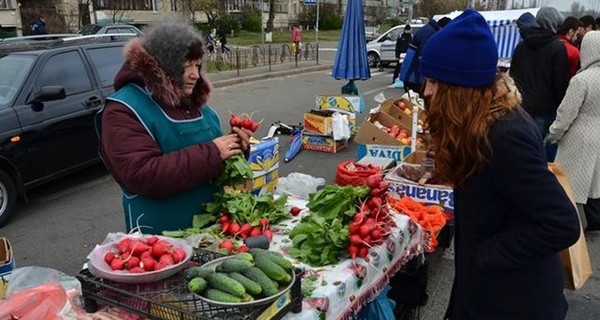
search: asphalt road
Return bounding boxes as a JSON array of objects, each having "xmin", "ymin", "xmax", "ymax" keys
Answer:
[{"xmin": 1, "ymin": 52, "xmax": 599, "ymax": 319}]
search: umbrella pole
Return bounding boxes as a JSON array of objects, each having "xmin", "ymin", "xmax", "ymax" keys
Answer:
[{"xmin": 316, "ymin": 0, "xmax": 320, "ymax": 64}]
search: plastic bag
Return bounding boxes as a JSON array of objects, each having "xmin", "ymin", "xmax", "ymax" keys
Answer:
[
  {"xmin": 276, "ymin": 172, "xmax": 326, "ymax": 200},
  {"xmin": 5, "ymin": 266, "xmax": 80, "ymax": 298},
  {"xmin": 332, "ymin": 112, "xmax": 351, "ymax": 141},
  {"xmin": 354, "ymin": 285, "xmax": 396, "ymax": 320},
  {"xmin": 0, "ymin": 281, "xmax": 68, "ymax": 320}
]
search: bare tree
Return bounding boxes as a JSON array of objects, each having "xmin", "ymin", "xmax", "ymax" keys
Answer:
[
  {"xmin": 178, "ymin": 0, "xmax": 205, "ymax": 22},
  {"xmin": 78, "ymin": 0, "xmax": 92, "ymax": 27},
  {"xmin": 192, "ymin": 0, "xmax": 221, "ymax": 26},
  {"xmin": 414, "ymin": 0, "xmax": 466, "ymax": 18},
  {"xmin": 570, "ymin": 2, "xmax": 586, "ymax": 17},
  {"xmin": 266, "ymin": 0, "xmax": 275, "ymax": 32}
]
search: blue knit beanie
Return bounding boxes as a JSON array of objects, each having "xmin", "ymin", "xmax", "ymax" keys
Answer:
[{"xmin": 420, "ymin": 9, "xmax": 498, "ymax": 87}]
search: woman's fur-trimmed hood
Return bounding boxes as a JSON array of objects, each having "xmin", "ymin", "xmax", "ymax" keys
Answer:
[{"xmin": 116, "ymin": 36, "xmax": 212, "ymax": 109}]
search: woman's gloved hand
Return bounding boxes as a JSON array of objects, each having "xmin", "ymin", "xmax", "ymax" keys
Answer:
[{"xmin": 213, "ymin": 134, "xmax": 243, "ymax": 160}]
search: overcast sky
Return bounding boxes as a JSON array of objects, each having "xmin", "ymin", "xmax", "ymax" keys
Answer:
[{"xmin": 535, "ymin": 0, "xmax": 600, "ymax": 12}]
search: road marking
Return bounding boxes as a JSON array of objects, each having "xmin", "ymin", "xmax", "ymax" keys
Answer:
[
  {"xmin": 324, "ymin": 71, "xmax": 386, "ymax": 76},
  {"xmin": 319, "ymin": 48, "xmax": 337, "ymax": 51}
]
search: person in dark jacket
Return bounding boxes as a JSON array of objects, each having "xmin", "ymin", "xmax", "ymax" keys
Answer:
[
  {"xmin": 218, "ymin": 27, "xmax": 230, "ymax": 53},
  {"xmin": 509, "ymin": 7, "xmax": 569, "ymax": 162},
  {"xmin": 516, "ymin": 12, "xmax": 537, "ymax": 38},
  {"xmin": 420, "ymin": 9, "xmax": 580, "ymax": 320},
  {"xmin": 30, "ymin": 16, "xmax": 47, "ymax": 35},
  {"xmin": 392, "ymin": 24, "xmax": 412, "ymax": 84},
  {"xmin": 96, "ymin": 21, "xmax": 251, "ymax": 234},
  {"xmin": 557, "ymin": 16, "xmax": 582, "ymax": 78},
  {"xmin": 400, "ymin": 18, "xmax": 441, "ymax": 94}
]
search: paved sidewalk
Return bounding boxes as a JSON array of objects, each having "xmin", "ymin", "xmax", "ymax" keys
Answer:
[{"xmin": 208, "ymin": 60, "xmax": 333, "ymax": 88}]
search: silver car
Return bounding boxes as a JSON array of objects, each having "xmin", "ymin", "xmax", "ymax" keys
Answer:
[{"xmin": 366, "ymin": 24, "xmax": 423, "ymax": 68}]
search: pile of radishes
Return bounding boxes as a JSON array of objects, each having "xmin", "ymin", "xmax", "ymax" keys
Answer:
[
  {"xmin": 103, "ymin": 236, "xmax": 187, "ymax": 273},
  {"xmin": 347, "ymin": 175, "xmax": 396, "ymax": 260}
]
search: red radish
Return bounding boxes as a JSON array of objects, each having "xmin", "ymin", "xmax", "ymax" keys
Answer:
[
  {"xmin": 155, "ymin": 262, "xmax": 168, "ymax": 271},
  {"xmin": 130, "ymin": 241, "xmax": 152, "ymax": 256},
  {"xmin": 238, "ymin": 245, "xmax": 250, "ymax": 253},
  {"xmin": 219, "ymin": 214, "xmax": 230, "ymax": 224},
  {"xmin": 110, "ymin": 258, "xmax": 124, "ymax": 270},
  {"xmin": 141, "ymin": 257, "xmax": 155, "ymax": 271},
  {"xmin": 104, "ymin": 252, "xmax": 117, "ymax": 265},
  {"xmin": 117, "ymin": 238, "xmax": 133, "ymax": 254},
  {"xmin": 221, "ymin": 222, "xmax": 231, "ymax": 235},
  {"xmin": 242, "ymin": 118, "xmax": 253, "ymax": 130},
  {"xmin": 367, "ymin": 175, "xmax": 382, "ymax": 189},
  {"xmin": 349, "ymin": 235, "xmax": 362, "ymax": 246},
  {"xmin": 151, "ymin": 241, "xmax": 172, "ymax": 258},
  {"xmin": 363, "ymin": 236, "xmax": 372, "ymax": 246},
  {"xmin": 249, "ymin": 121, "xmax": 259, "ymax": 132},
  {"xmin": 353, "ymin": 212, "xmax": 366, "ymax": 224},
  {"xmin": 250, "ymin": 228, "xmax": 262, "ymax": 237},
  {"xmin": 371, "ymin": 188, "xmax": 381, "ymax": 197},
  {"xmin": 360, "ymin": 202, "xmax": 370, "ymax": 213},
  {"xmin": 263, "ymin": 229, "xmax": 273, "ymax": 241},
  {"xmin": 359, "ymin": 247, "xmax": 369, "ymax": 258},
  {"xmin": 172, "ymin": 248, "xmax": 187, "ymax": 263},
  {"xmin": 126, "ymin": 256, "xmax": 140, "ymax": 269},
  {"xmin": 365, "ymin": 218, "xmax": 376, "ymax": 225},
  {"xmin": 129, "ymin": 267, "xmax": 145, "ymax": 273},
  {"xmin": 159, "ymin": 254, "xmax": 175, "ymax": 266},
  {"xmin": 259, "ymin": 218, "xmax": 270, "ymax": 230},
  {"xmin": 229, "ymin": 222, "xmax": 241, "ymax": 235},
  {"xmin": 146, "ymin": 236, "xmax": 159, "ymax": 246},
  {"xmin": 360, "ymin": 224, "xmax": 373, "ymax": 238},
  {"xmin": 379, "ymin": 181, "xmax": 389, "ymax": 190},
  {"xmin": 348, "ymin": 246, "xmax": 359, "ymax": 259},
  {"xmin": 230, "ymin": 114, "xmax": 243, "ymax": 127},
  {"xmin": 140, "ymin": 250, "xmax": 152, "ymax": 259},
  {"xmin": 290, "ymin": 206, "xmax": 302, "ymax": 216},
  {"xmin": 219, "ymin": 240, "xmax": 235, "ymax": 251},
  {"xmin": 370, "ymin": 197, "xmax": 383, "ymax": 209},
  {"xmin": 239, "ymin": 223, "xmax": 253, "ymax": 237},
  {"xmin": 349, "ymin": 221, "xmax": 361, "ymax": 235}
]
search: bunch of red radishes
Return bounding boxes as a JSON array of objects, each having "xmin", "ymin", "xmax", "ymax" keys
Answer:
[
  {"xmin": 219, "ymin": 215, "xmax": 274, "ymax": 241},
  {"xmin": 347, "ymin": 175, "xmax": 395, "ymax": 260},
  {"xmin": 229, "ymin": 112, "xmax": 262, "ymax": 133},
  {"xmin": 103, "ymin": 236, "xmax": 187, "ymax": 273}
]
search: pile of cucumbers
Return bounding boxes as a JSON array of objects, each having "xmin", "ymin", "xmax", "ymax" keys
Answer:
[{"xmin": 185, "ymin": 248, "xmax": 294, "ymax": 304}]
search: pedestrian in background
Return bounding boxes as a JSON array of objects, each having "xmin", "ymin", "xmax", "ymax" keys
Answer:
[
  {"xmin": 576, "ymin": 15, "xmax": 597, "ymax": 48},
  {"xmin": 399, "ymin": 17, "xmax": 441, "ymax": 94},
  {"xmin": 557, "ymin": 16, "xmax": 582, "ymax": 78},
  {"xmin": 516, "ymin": 12, "xmax": 537, "ymax": 38},
  {"xmin": 291, "ymin": 24, "xmax": 302, "ymax": 57},
  {"xmin": 509, "ymin": 6, "xmax": 569, "ymax": 162},
  {"xmin": 30, "ymin": 16, "xmax": 47, "ymax": 35},
  {"xmin": 96, "ymin": 21, "xmax": 251, "ymax": 234},
  {"xmin": 548, "ymin": 31, "xmax": 600, "ymax": 233},
  {"xmin": 392, "ymin": 24, "xmax": 412, "ymax": 84},
  {"xmin": 420, "ymin": 9, "xmax": 580, "ymax": 320},
  {"xmin": 218, "ymin": 27, "xmax": 230, "ymax": 53}
]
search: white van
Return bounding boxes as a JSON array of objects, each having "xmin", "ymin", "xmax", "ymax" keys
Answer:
[{"xmin": 366, "ymin": 24, "xmax": 424, "ymax": 68}]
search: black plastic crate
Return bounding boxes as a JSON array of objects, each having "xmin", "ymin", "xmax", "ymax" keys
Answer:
[{"xmin": 77, "ymin": 249, "xmax": 303, "ymax": 320}]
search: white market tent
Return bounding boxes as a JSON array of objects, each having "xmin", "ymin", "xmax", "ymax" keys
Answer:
[{"xmin": 433, "ymin": 8, "xmax": 540, "ymax": 60}]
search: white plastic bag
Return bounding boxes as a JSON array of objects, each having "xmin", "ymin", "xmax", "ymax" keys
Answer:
[
  {"xmin": 276, "ymin": 172, "xmax": 326, "ymax": 200},
  {"xmin": 331, "ymin": 112, "xmax": 351, "ymax": 141},
  {"xmin": 370, "ymin": 92, "xmax": 387, "ymax": 114}
]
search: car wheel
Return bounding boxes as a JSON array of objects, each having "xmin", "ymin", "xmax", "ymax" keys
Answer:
[
  {"xmin": 368, "ymin": 52, "xmax": 379, "ymax": 68},
  {"xmin": 0, "ymin": 169, "xmax": 17, "ymax": 227}
]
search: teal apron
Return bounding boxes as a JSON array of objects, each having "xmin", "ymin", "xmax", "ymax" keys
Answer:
[{"xmin": 104, "ymin": 84, "xmax": 222, "ymax": 234}]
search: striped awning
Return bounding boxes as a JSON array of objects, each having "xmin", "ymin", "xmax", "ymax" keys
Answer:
[{"xmin": 488, "ymin": 19, "xmax": 522, "ymax": 59}]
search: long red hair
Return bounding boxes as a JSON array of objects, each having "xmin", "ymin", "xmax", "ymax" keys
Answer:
[{"xmin": 425, "ymin": 73, "xmax": 521, "ymax": 187}]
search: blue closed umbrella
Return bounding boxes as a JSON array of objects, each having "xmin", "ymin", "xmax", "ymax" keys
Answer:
[
  {"xmin": 284, "ymin": 127, "xmax": 302, "ymax": 162},
  {"xmin": 331, "ymin": 0, "xmax": 371, "ymax": 81}
]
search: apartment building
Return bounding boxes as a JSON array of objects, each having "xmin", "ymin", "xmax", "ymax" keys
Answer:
[{"xmin": 0, "ymin": 0, "xmax": 21, "ymax": 36}]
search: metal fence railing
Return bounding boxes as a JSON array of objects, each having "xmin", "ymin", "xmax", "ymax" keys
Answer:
[{"xmin": 205, "ymin": 43, "xmax": 317, "ymax": 74}]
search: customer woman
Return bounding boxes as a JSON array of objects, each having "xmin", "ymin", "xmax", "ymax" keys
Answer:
[
  {"xmin": 96, "ymin": 21, "xmax": 251, "ymax": 234},
  {"xmin": 419, "ymin": 10, "xmax": 580, "ymax": 319},
  {"xmin": 548, "ymin": 30, "xmax": 600, "ymax": 232}
]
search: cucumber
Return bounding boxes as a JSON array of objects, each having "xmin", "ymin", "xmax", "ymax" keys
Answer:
[
  {"xmin": 242, "ymin": 267, "xmax": 279, "ymax": 297},
  {"xmin": 203, "ymin": 289, "xmax": 242, "ymax": 303},
  {"xmin": 216, "ymin": 258, "xmax": 253, "ymax": 273},
  {"xmin": 206, "ymin": 273, "xmax": 246, "ymax": 297},
  {"xmin": 229, "ymin": 272, "xmax": 262, "ymax": 296},
  {"xmin": 254, "ymin": 254, "xmax": 292, "ymax": 284},
  {"xmin": 188, "ymin": 277, "xmax": 207, "ymax": 294},
  {"xmin": 249, "ymin": 249, "xmax": 293, "ymax": 271},
  {"xmin": 235, "ymin": 252, "xmax": 254, "ymax": 263},
  {"xmin": 184, "ymin": 267, "xmax": 214, "ymax": 280}
]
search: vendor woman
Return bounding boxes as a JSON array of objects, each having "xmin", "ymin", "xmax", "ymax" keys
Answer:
[{"xmin": 96, "ymin": 21, "xmax": 251, "ymax": 234}]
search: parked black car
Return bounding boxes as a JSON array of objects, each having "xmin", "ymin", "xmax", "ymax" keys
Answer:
[{"xmin": 0, "ymin": 35, "xmax": 134, "ymax": 226}]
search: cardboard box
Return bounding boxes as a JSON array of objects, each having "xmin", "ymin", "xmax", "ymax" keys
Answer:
[
  {"xmin": 301, "ymin": 131, "xmax": 348, "ymax": 153},
  {"xmin": 303, "ymin": 109, "xmax": 354, "ymax": 136},
  {"xmin": 0, "ymin": 238, "xmax": 14, "ymax": 278},
  {"xmin": 354, "ymin": 112, "xmax": 410, "ymax": 146},
  {"xmin": 243, "ymin": 138, "xmax": 279, "ymax": 195},
  {"xmin": 384, "ymin": 152, "xmax": 455, "ymax": 216},
  {"xmin": 317, "ymin": 94, "xmax": 364, "ymax": 114},
  {"xmin": 357, "ymin": 143, "xmax": 412, "ymax": 162}
]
